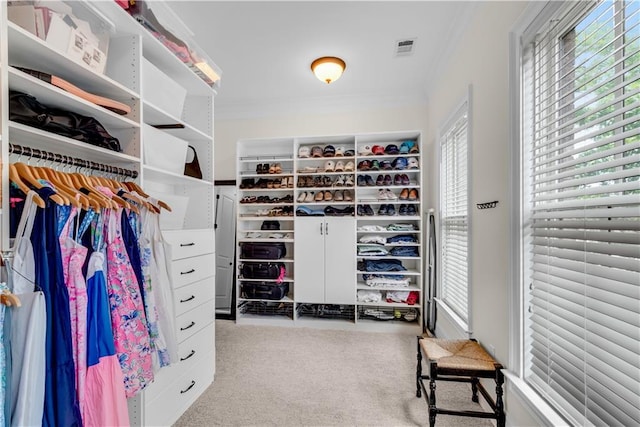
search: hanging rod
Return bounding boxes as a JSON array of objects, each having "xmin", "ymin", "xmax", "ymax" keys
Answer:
[{"xmin": 8, "ymin": 143, "xmax": 139, "ymax": 179}]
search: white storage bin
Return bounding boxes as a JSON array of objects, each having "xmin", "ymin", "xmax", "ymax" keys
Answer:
[
  {"xmin": 148, "ymin": 190, "xmax": 189, "ymax": 230},
  {"xmin": 143, "ymin": 124, "xmax": 188, "ymax": 175},
  {"xmin": 142, "ymin": 58, "xmax": 187, "ymax": 118}
]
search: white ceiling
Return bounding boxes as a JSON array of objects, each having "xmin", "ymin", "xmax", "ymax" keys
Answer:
[{"xmin": 172, "ymin": 1, "xmax": 476, "ymax": 119}]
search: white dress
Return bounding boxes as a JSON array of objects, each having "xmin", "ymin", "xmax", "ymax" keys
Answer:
[{"xmin": 8, "ymin": 191, "xmax": 47, "ymax": 427}]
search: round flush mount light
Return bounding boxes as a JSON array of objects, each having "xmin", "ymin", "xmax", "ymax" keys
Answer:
[{"xmin": 311, "ymin": 56, "xmax": 346, "ymax": 84}]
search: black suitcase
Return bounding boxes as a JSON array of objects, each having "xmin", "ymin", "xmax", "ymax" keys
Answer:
[
  {"xmin": 240, "ymin": 242, "xmax": 286, "ymax": 259},
  {"xmin": 240, "ymin": 262, "xmax": 285, "ymax": 280},
  {"xmin": 241, "ymin": 281, "xmax": 289, "ymax": 300}
]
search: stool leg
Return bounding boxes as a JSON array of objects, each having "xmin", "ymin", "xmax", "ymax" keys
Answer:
[
  {"xmin": 428, "ymin": 362, "xmax": 437, "ymax": 427},
  {"xmin": 495, "ymin": 369, "xmax": 505, "ymax": 427},
  {"xmin": 471, "ymin": 377, "xmax": 479, "ymax": 403},
  {"xmin": 416, "ymin": 337, "xmax": 422, "ymax": 398}
]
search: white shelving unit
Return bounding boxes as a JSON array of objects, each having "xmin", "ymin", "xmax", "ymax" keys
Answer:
[
  {"xmin": 236, "ymin": 131, "xmax": 423, "ymax": 333},
  {"xmin": 1, "ymin": 1, "xmax": 220, "ymax": 425}
]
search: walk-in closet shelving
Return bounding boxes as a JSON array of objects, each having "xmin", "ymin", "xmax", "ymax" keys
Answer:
[
  {"xmin": 236, "ymin": 131, "xmax": 423, "ymax": 332},
  {"xmin": 1, "ymin": 1, "xmax": 221, "ymax": 425}
]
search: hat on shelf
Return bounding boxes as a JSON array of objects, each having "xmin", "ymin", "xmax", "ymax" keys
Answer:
[
  {"xmin": 311, "ymin": 146, "xmax": 324, "ymax": 158},
  {"xmin": 298, "ymin": 146, "xmax": 311, "ymax": 158},
  {"xmin": 334, "ymin": 146, "xmax": 345, "ymax": 157},
  {"xmin": 371, "ymin": 145, "xmax": 385, "ymax": 155},
  {"xmin": 344, "ymin": 149, "xmax": 355, "ymax": 157},
  {"xmin": 385, "ymin": 144, "xmax": 399, "ymax": 154},
  {"xmin": 358, "ymin": 145, "xmax": 373, "ymax": 156},
  {"xmin": 323, "ymin": 145, "xmax": 336, "ymax": 157}
]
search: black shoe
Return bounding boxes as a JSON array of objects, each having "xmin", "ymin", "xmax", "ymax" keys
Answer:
[
  {"xmin": 387, "ymin": 204, "xmax": 396, "ymax": 216},
  {"xmin": 365, "ymin": 175, "xmax": 375, "ymax": 186},
  {"xmin": 364, "ymin": 204, "xmax": 375, "ymax": 216},
  {"xmin": 375, "ymin": 175, "xmax": 384, "ymax": 186},
  {"xmin": 357, "ymin": 175, "xmax": 366, "ymax": 186},
  {"xmin": 377, "ymin": 204, "xmax": 388, "ymax": 216},
  {"xmin": 256, "ymin": 164, "xmax": 264, "ymax": 174},
  {"xmin": 399, "ymin": 204, "xmax": 408, "ymax": 215},
  {"xmin": 407, "ymin": 204, "xmax": 417, "ymax": 216},
  {"xmin": 357, "ymin": 205, "xmax": 366, "ymax": 216}
]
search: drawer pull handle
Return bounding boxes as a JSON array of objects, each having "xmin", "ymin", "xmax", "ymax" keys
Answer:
[
  {"xmin": 180, "ymin": 269, "xmax": 195, "ymax": 275},
  {"xmin": 180, "ymin": 242, "xmax": 195, "ymax": 247},
  {"xmin": 180, "ymin": 321, "xmax": 196, "ymax": 331},
  {"xmin": 180, "ymin": 295, "xmax": 196, "ymax": 303},
  {"xmin": 180, "ymin": 350, "xmax": 196, "ymax": 361},
  {"xmin": 180, "ymin": 380, "xmax": 196, "ymax": 394}
]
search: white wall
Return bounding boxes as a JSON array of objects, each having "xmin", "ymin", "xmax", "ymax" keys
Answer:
[
  {"xmin": 214, "ymin": 104, "xmax": 428, "ymax": 181},
  {"xmin": 424, "ymin": 2, "xmax": 539, "ymax": 426}
]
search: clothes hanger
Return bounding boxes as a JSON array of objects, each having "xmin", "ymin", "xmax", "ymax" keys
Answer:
[
  {"xmin": 37, "ymin": 165, "xmax": 85, "ymax": 209},
  {"xmin": 123, "ymin": 181, "xmax": 172, "ymax": 212},
  {"xmin": 13, "ymin": 162, "xmax": 66, "ymax": 206},
  {"xmin": 86, "ymin": 174, "xmax": 139, "ymax": 214},
  {"xmin": 8, "ymin": 164, "xmax": 46, "ymax": 208},
  {"xmin": 71, "ymin": 172, "xmax": 116, "ymax": 210}
]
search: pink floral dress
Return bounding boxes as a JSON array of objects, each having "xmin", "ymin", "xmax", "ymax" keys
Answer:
[
  {"xmin": 58, "ymin": 206, "xmax": 89, "ymax": 416},
  {"xmin": 103, "ymin": 207, "xmax": 153, "ymax": 397}
]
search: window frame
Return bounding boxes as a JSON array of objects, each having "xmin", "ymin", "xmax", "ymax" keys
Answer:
[{"xmin": 437, "ymin": 88, "xmax": 472, "ymax": 335}]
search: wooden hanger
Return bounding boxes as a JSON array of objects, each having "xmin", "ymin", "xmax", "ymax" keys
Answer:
[
  {"xmin": 123, "ymin": 181, "xmax": 173, "ymax": 212},
  {"xmin": 8, "ymin": 164, "xmax": 46, "ymax": 208},
  {"xmin": 86, "ymin": 176, "xmax": 139, "ymax": 214},
  {"xmin": 1, "ymin": 290, "xmax": 21, "ymax": 308},
  {"xmin": 13, "ymin": 163, "xmax": 66, "ymax": 206},
  {"xmin": 37, "ymin": 167, "xmax": 86, "ymax": 209},
  {"xmin": 70, "ymin": 173, "xmax": 116, "ymax": 210}
]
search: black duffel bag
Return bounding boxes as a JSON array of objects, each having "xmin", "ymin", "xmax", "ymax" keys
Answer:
[
  {"xmin": 9, "ymin": 90, "xmax": 121, "ymax": 152},
  {"xmin": 240, "ymin": 262, "xmax": 285, "ymax": 281},
  {"xmin": 240, "ymin": 242, "xmax": 286, "ymax": 260},
  {"xmin": 241, "ymin": 281, "xmax": 289, "ymax": 300}
]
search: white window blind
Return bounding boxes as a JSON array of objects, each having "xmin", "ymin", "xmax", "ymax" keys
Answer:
[
  {"xmin": 522, "ymin": 1, "xmax": 640, "ymax": 425},
  {"xmin": 440, "ymin": 105, "xmax": 469, "ymax": 324}
]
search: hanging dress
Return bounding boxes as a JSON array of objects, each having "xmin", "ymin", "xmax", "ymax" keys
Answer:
[
  {"xmin": 83, "ymin": 210, "xmax": 129, "ymax": 426},
  {"xmin": 58, "ymin": 207, "xmax": 89, "ymax": 420},
  {"xmin": 103, "ymin": 206, "xmax": 153, "ymax": 397},
  {"xmin": 7, "ymin": 190, "xmax": 47, "ymax": 427},
  {"xmin": 32, "ymin": 187, "xmax": 82, "ymax": 427}
]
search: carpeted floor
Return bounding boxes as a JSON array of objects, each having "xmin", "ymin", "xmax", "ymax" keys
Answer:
[{"xmin": 174, "ymin": 320, "xmax": 493, "ymax": 426}]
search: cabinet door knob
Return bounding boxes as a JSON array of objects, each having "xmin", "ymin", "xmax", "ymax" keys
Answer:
[
  {"xmin": 180, "ymin": 321, "xmax": 196, "ymax": 331},
  {"xmin": 180, "ymin": 269, "xmax": 195, "ymax": 275},
  {"xmin": 180, "ymin": 295, "xmax": 196, "ymax": 303},
  {"xmin": 320, "ymin": 223, "xmax": 323, "ymax": 235},
  {"xmin": 325, "ymin": 222, "xmax": 329, "ymax": 235},
  {"xmin": 180, "ymin": 380, "xmax": 196, "ymax": 394},
  {"xmin": 180, "ymin": 242, "xmax": 195, "ymax": 247},
  {"xmin": 180, "ymin": 349, "xmax": 196, "ymax": 361}
]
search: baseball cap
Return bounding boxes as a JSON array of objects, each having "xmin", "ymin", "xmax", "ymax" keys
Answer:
[
  {"xmin": 408, "ymin": 157, "xmax": 419, "ymax": 169},
  {"xmin": 359, "ymin": 145, "xmax": 372, "ymax": 156},
  {"xmin": 344, "ymin": 149, "xmax": 355, "ymax": 157},
  {"xmin": 399, "ymin": 140, "xmax": 414, "ymax": 154},
  {"xmin": 323, "ymin": 145, "xmax": 336, "ymax": 157},
  {"xmin": 393, "ymin": 157, "xmax": 408, "ymax": 170},
  {"xmin": 311, "ymin": 146, "xmax": 323, "ymax": 158},
  {"xmin": 385, "ymin": 144, "xmax": 399, "ymax": 154},
  {"xmin": 298, "ymin": 146, "xmax": 311, "ymax": 158},
  {"xmin": 334, "ymin": 146, "xmax": 345, "ymax": 156},
  {"xmin": 371, "ymin": 145, "xmax": 385, "ymax": 155}
]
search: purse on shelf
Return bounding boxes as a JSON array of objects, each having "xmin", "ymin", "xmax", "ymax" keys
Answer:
[{"xmin": 184, "ymin": 145, "xmax": 203, "ymax": 179}]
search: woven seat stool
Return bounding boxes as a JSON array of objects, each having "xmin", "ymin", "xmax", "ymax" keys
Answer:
[{"xmin": 416, "ymin": 337, "xmax": 505, "ymax": 427}]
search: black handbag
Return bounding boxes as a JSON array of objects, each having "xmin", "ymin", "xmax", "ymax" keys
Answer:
[
  {"xmin": 184, "ymin": 145, "xmax": 203, "ymax": 179},
  {"xmin": 9, "ymin": 90, "xmax": 121, "ymax": 152}
]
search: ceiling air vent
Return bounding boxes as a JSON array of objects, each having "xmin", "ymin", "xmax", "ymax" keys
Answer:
[{"xmin": 395, "ymin": 38, "xmax": 416, "ymax": 57}]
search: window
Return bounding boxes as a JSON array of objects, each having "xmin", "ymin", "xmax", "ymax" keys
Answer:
[
  {"xmin": 520, "ymin": 1, "xmax": 640, "ymax": 425},
  {"xmin": 439, "ymin": 99, "xmax": 470, "ymax": 327}
]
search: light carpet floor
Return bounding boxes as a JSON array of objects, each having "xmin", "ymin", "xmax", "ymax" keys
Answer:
[{"xmin": 175, "ymin": 320, "xmax": 493, "ymax": 427}]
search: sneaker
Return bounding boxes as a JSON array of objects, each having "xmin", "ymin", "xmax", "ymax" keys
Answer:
[
  {"xmin": 364, "ymin": 204, "xmax": 375, "ymax": 216},
  {"xmin": 399, "ymin": 204, "xmax": 408, "ymax": 215},
  {"xmin": 377, "ymin": 204, "xmax": 389, "ymax": 215},
  {"xmin": 383, "ymin": 174, "xmax": 392, "ymax": 186},
  {"xmin": 365, "ymin": 175, "xmax": 375, "ymax": 186},
  {"xmin": 376, "ymin": 175, "xmax": 384, "ymax": 186},
  {"xmin": 335, "ymin": 175, "xmax": 345, "ymax": 187},
  {"xmin": 385, "ymin": 189, "xmax": 397, "ymax": 200},
  {"xmin": 394, "ymin": 174, "xmax": 402, "ymax": 186},
  {"xmin": 357, "ymin": 205, "xmax": 366, "ymax": 216},
  {"xmin": 377, "ymin": 189, "xmax": 388, "ymax": 200},
  {"xmin": 357, "ymin": 175, "xmax": 366, "ymax": 186},
  {"xmin": 387, "ymin": 204, "xmax": 396, "ymax": 216},
  {"xmin": 344, "ymin": 175, "xmax": 354, "ymax": 187},
  {"xmin": 304, "ymin": 192, "xmax": 315, "ymax": 203},
  {"xmin": 401, "ymin": 174, "xmax": 410, "ymax": 185},
  {"xmin": 407, "ymin": 204, "xmax": 417, "ymax": 216},
  {"xmin": 297, "ymin": 192, "xmax": 307, "ymax": 203}
]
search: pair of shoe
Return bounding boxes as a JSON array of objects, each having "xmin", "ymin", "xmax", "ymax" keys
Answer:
[
  {"xmin": 332, "ymin": 189, "xmax": 353, "ymax": 202},
  {"xmin": 377, "ymin": 204, "xmax": 396, "ymax": 216},
  {"xmin": 394, "ymin": 174, "xmax": 411, "ymax": 186},
  {"xmin": 256, "ymin": 163, "xmax": 283, "ymax": 174},
  {"xmin": 375, "ymin": 174, "xmax": 393, "ymax": 186},
  {"xmin": 357, "ymin": 204, "xmax": 375, "ymax": 216},
  {"xmin": 239, "ymin": 178, "xmax": 255, "ymax": 189},
  {"xmin": 357, "ymin": 175, "xmax": 376, "ymax": 186},
  {"xmin": 377, "ymin": 189, "xmax": 397, "ymax": 200},
  {"xmin": 398, "ymin": 188, "xmax": 419, "ymax": 201},
  {"xmin": 398, "ymin": 204, "xmax": 418, "ymax": 216},
  {"xmin": 334, "ymin": 175, "xmax": 354, "ymax": 187}
]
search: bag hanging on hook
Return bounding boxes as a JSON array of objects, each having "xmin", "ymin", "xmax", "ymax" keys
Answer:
[{"xmin": 184, "ymin": 145, "xmax": 203, "ymax": 179}]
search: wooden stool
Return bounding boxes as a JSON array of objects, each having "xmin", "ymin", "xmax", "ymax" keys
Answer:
[{"xmin": 416, "ymin": 337, "xmax": 505, "ymax": 427}]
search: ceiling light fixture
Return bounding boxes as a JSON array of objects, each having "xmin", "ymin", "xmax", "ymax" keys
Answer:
[{"xmin": 311, "ymin": 56, "xmax": 346, "ymax": 84}]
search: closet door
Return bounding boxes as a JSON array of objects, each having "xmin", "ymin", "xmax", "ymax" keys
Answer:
[
  {"xmin": 324, "ymin": 217, "xmax": 356, "ymax": 304},
  {"xmin": 294, "ymin": 217, "xmax": 325, "ymax": 303}
]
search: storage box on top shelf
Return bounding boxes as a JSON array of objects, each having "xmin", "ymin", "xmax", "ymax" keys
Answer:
[
  {"xmin": 142, "ymin": 57, "xmax": 187, "ymax": 118},
  {"xmin": 142, "ymin": 124, "xmax": 188, "ymax": 175}
]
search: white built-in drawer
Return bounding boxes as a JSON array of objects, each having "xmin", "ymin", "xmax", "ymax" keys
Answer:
[
  {"xmin": 144, "ymin": 323, "xmax": 214, "ymax": 395},
  {"xmin": 170, "ymin": 253, "xmax": 215, "ymax": 289},
  {"xmin": 163, "ymin": 229, "xmax": 215, "ymax": 260},
  {"xmin": 174, "ymin": 277, "xmax": 215, "ymax": 316},
  {"xmin": 176, "ymin": 301, "xmax": 214, "ymax": 343},
  {"xmin": 144, "ymin": 353, "xmax": 214, "ymax": 427}
]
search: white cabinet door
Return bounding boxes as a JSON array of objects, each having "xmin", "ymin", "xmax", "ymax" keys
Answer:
[
  {"xmin": 294, "ymin": 218, "xmax": 326, "ymax": 303},
  {"xmin": 324, "ymin": 217, "xmax": 356, "ymax": 304}
]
